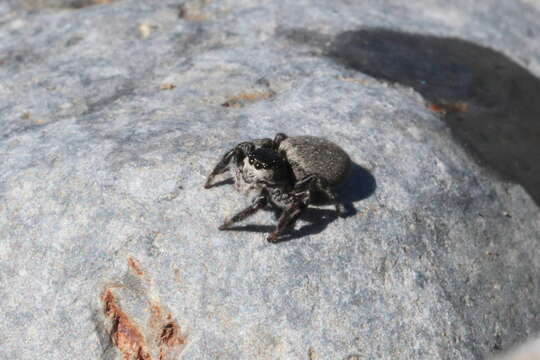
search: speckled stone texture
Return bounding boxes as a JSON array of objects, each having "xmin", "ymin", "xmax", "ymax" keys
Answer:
[{"xmin": 1, "ymin": 0, "xmax": 540, "ymax": 359}]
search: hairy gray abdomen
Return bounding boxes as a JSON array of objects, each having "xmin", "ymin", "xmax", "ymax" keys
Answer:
[{"xmin": 279, "ymin": 136, "xmax": 351, "ymax": 186}]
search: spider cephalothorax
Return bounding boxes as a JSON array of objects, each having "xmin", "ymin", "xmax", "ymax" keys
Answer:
[
  {"xmin": 225, "ymin": 145, "xmax": 290, "ymax": 195},
  {"xmin": 204, "ymin": 133, "xmax": 351, "ymax": 243},
  {"xmin": 241, "ymin": 148, "xmax": 288, "ymax": 185},
  {"xmin": 248, "ymin": 148, "xmax": 282, "ymax": 170}
]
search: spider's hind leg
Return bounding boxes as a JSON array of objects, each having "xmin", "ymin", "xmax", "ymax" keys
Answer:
[
  {"xmin": 267, "ymin": 201, "xmax": 307, "ymax": 243},
  {"xmin": 219, "ymin": 192, "xmax": 267, "ymax": 229},
  {"xmin": 294, "ymin": 174, "xmax": 345, "ymax": 216}
]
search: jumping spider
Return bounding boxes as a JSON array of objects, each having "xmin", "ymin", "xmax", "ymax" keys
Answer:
[{"xmin": 204, "ymin": 133, "xmax": 351, "ymax": 243}]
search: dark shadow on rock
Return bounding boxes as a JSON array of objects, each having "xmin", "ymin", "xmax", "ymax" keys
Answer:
[
  {"xmin": 327, "ymin": 28, "xmax": 540, "ymax": 206},
  {"xmin": 224, "ymin": 208, "xmax": 338, "ymax": 242},
  {"xmin": 279, "ymin": 208, "xmax": 339, "ymax": 242},
  {"xmin": 225, "ymin": 224, "xmax": 275, "ymax": 234},
  {"xmin": 207, "ymin": 177, "xmax": 234, "ymax": 188},
  {"xmin": 339, "ymin": 162, "xmax": 377, "ymax": 216}
]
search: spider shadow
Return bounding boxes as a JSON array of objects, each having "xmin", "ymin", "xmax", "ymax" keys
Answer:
[
  {"xmin": 208, "ymin": 177, "xmax": 234, "ymax": 187},
  {"xmin": 224, "ymin": 207, "xmax": 338, "ymax": 242},
  {"xmin": 338, "ymin": 162, "xmax": 377, "ymax": 216},
  {"xmin": 225, "ymin": 162, "xmax": 376, "ymax": 242}
]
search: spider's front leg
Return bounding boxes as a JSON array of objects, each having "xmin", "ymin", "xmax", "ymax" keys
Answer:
[
  {"xmin": 204, "ymin": 142, "xmax": 255, "ymax": 189},
  {"xmin": 267, "ymin": 200, "xmax": 307, "ymax": 243},
  {"xmin": 219, "ymin": 191, "xmax": 268, "ymax": 230},
  {"xmin": 272, "ymin": 133, "xmax": 287, "ymax": 148}
]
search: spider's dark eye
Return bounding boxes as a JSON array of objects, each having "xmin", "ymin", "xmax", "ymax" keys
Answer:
[
  {"xmin": 254, "ymin": 162, "xmax": 261, "ymax": 170},
  {"xmin": 249, "ymin": 157, "xmax": 254, "ymax": 165}
]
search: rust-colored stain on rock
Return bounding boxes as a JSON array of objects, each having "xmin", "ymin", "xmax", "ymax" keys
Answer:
[
  {"xmin": 150, "ymin": 302, "xmax": 187, "ymax": 359},
  {"xmin": 102, "ymin": 289, "xmax": 151, "ymax": 360},
  {"xmin": 158, "ymin": 320, "xmax": 186, "ymax": 360},
  {"xmin": 101, "ymin": 257, "xmax": 187, "ymax": 360},
  {"xmin": 127, "ymin": 256, "xmax": 145, "ymax": 276},
  {"xmin": 159, "ymin": 83, "xmax": 176, "ymax": 91},
  {"xmin": 221, "ymin": 90, "xmax": 275, "ymax": 108},
  {"xmin": 427, "ymin": 101, "xmax": 468, "ymax": 114},
  {"xmin": 160, "ymin": 321, "xmax": 186, "ymax": 347}
]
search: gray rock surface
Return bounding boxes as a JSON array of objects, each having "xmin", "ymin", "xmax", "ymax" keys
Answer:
[{"xmin": 1, "ymin": 0, "xmax": 540, "ymax": 359}]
